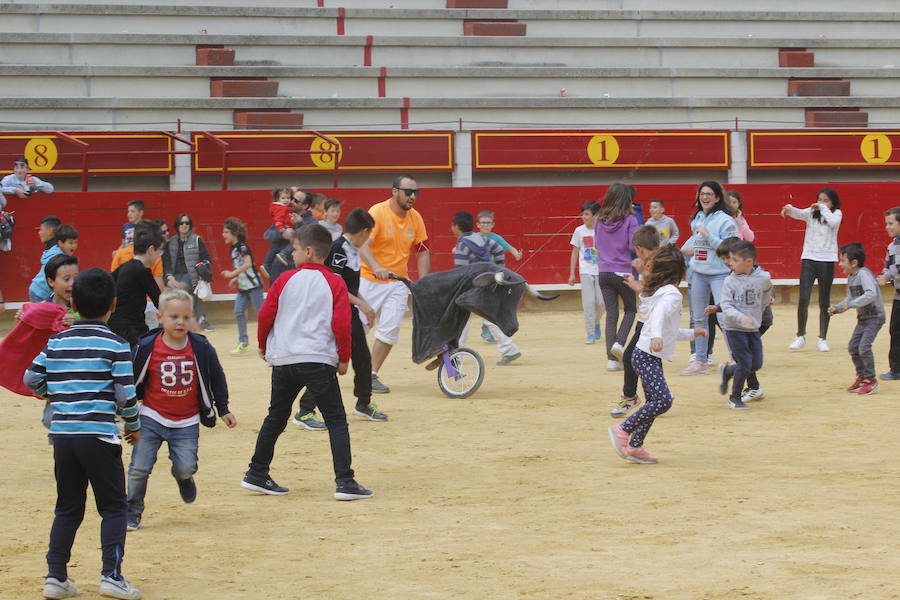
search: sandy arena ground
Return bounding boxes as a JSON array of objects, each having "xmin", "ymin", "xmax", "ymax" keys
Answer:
[{"xmin": 2, "ymin": 296, "xmax": 900, "ymax": 600}]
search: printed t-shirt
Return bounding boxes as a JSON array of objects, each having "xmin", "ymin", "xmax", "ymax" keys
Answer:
[
  {"xmin": 360, "ymin": 199, "xmax": 427, "ymax": 282},
  {"xmin": 570, "ymin": 224, "xmax": 599, "ymax": 276},
  {"xmin": 141, "ymin": 335, "xmax": 200, "ymax": 427}
]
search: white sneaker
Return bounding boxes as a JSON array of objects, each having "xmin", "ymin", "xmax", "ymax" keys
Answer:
[
  {"xmin": 817, "ymin": 338, "xmax": 830, "ymax": 352},
  {"xmin": 99, "ymin": 575, "xmax": 141, "ymax": 599},
  {"xmin": 688, "ymin": 353, "xmax": 696, "ymax": 365},
  {"xmin": 789, "ymin": 336, "xmax": 805, "ymax": 350},
  {"xmin": 741, "ymin": 387, "xmax": 765, "ymax": 402},
  {"xmin": 706, "ymin": 355, "xmax": 715, "ymax": 366},
  {"xmin": 606, "ymin": 359, "xmax": 623, "ymax": 371},
  {"xmin": 610, "ymin": 342, "xmax": 625, "ymax": 360},
  {"xmin": 43, "ymin": 577, "xmax": 77, "ymax": 599}
]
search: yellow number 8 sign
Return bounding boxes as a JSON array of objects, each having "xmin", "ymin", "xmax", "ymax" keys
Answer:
[
  {"xmin": 24, "ymin": 137, "xmax": 59, "ymax": 172},
  {"xmin": 587, "ymin": 134, "xmax": 621, "ymax": 167},
  {"xmin": 309, "ymin": 136, "xmax": 343, "ymax": 169},
  {"xmin": 859, "ymin": 134, "xmax": 892, "ymax": 165}
]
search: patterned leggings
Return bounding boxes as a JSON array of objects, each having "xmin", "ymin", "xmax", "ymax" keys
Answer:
[{"xmin": 621, "ymin": 348, "xmax": 672, "ymax": 448}]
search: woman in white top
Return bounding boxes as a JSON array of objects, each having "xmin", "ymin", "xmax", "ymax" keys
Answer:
[{"xmin": 781, "ymin": 188, "xmax": 842, "ymax": 352}]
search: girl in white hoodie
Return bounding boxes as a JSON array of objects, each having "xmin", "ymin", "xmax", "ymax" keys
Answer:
[
  {"xmin": 781, "ymin": 188, "xmax": 843, "ymax": 352},
  {"xmin": 608, "ymin": 244, "xmax": 706, "ymax": 464}
]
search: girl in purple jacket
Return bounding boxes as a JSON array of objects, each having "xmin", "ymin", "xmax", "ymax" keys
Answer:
[{"xmin": 595, "ymin": 183, "xmax": 640, "ymax": 370}]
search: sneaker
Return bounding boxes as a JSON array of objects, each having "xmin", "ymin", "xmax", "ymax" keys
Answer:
[
  {"xmin": 43, "ymin": 576, "xmax": 77, "ymax": 599},
  {"xmin": 497, "ymin": 352, "xmax": 522, "ymax": 366},
  {"xmin": 241, "ymin": 472, "xmax": 289, "ymax": 495},
  {"xmin": 584, "ymin": 334, "xmax": 596, "ymax": 344},
  {"xmin": 610, "ymin": 342, "xmax": 625, "ymax": 360},
  {"xmin": 741, "ymin": 387, "xmax": 765, "ymax": 402},
  {"xmin": 728, "ymin": 397, "xmax": 750, "ymax": 410},
  {"xmin": 680, "ymin": 361, "xmax": 709, "ymax": 376},
  {"xmin": 334, "ymin": 480, "xmax": 374, "ymax": 501},
  {"xmin": 371, "ymin": 374, "xmax": 391, "ymax": 394},
  {"xmin": 259, "ymin": 264, "xmax": 270, "ymax": 279},
  {"xmin": 857, "ymin": 378, "xmax": 879, "ymax": 395},
  {"xmin": 594, "ymin": 323, "xmax": 602, "ymax": 339},
  {"xmin": 879, "ymin": 371, "xmax": 900, "ymax": 381},
  {"xmin": 353, "ymin": 403, "xmax": 388, "ymax": 421},
  {"xmin": 817, "ymin": 338, "xmax": 830, "ymax": 352},
  {"xmin": 126, "ymin": 516, "xmax": 141, "ymax": 532},
  {"xmin": 480, "ymin": 324, "xmax": 497, "ymax": 344},
  {"xmin": 706, "ymin": 355, "xmax": 715, "ymax": 366},
  {"xmin": 610, "ymin": 395, "xmax": 641, "ymax": 418},
  {"xmin": 718, "ymin": 364, "xmax": 731, "ymax": 395},
  {"xmin": 606, "ymin": 359, "xmax": 623, "ymax": 372},
  {"xmin": 607, "ymin": 424, "xmax": 629, "ymax": 459},
  {"xmin": 292, "ymin": 411, "xmax": 327, "ymax": 431},
  {"xmin": 231, "ymin": 342, "xmax": 249, "ymax": 355},
  {"xmin": 625, "ymin": 445, "xmax": 658, "ymax": 464},
  {"xmin": 789, "ymin": 335, "xmax": 805, "ymax": 350},
  {"xmin": 846, "ymin": 377, "xmax": 864, "ymax": 393},
  {"xmin": 99, "ymin": 575, "xmax": 141, "ymax": 599},
  {"xmin": 199, "ymin": 320, "xmax": 214, "ymax": 332},
  {"xmin": 687, "ymin": 353, "xmax": 696, "ymax": 365},
  {"xmin": 177, "ymin": 476, "xmax": 197, "ymax": 504}
]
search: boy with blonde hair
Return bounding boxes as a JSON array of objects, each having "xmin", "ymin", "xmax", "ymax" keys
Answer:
[{"xmin": 126, "ymin": 288, "xmax": 235, "ymax": 531}]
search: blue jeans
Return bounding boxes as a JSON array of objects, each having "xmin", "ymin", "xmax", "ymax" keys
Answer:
[
  {"xmin": 126, "ymin": 416, "xmax": 199, "ymax": 519},
  {"xmin": 689, "ymin": 271, "xmax": 728, "ymax": 363},
  {"xmin": 234, "ymin": 287, "xmax": 264, "ymax": 344},
  {"xmin": 724, "ymin": 330, "xmax": 763, "ymax": 400}
]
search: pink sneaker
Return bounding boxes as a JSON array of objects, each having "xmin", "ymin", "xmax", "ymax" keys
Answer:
[
  {"xmin": 680, "ymin": 361, "xmax": 710, "ymax": 376},
  {"xmin": 625, "ymin": 445, "xmax": 658, "ymax": 464},
  {"xmin": 607, "ymin": 425, "xmax": 629, "ymax": 459}
]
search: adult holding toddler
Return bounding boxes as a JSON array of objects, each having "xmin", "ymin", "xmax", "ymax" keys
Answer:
[{"xmin": 680, "ymin": 181, "xmax": 738, "ymax": 376}]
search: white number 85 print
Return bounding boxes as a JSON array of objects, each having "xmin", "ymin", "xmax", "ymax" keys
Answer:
[{"xmin": 160, "ymin": 360, "xmax": 195, "ymax": 387}]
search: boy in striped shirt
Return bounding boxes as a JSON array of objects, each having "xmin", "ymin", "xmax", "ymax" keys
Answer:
[{"xmin": 24, "ymin": 267, "xmax": 143, "ymax": 600}]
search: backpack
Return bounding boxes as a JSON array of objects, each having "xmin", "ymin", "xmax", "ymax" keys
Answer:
[
  {"xmin": 0, "ymin": 211, "xmax": 14, "ymax": 246},
  {"xmin": 458, "ymin": 234, "xmax": 494, "ymax": 263}
]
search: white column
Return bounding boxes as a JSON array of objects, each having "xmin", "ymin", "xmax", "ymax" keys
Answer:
[
  {"xmin": 169, "ymin": 137, "xmax": 192, "ymax": 191},
  {"xmin": 452, "ymin": 131, "xmax": 472, "ymax": 188},
  {"xmin": 728, "ymin": 129, "xmax": 748, "ymax": 185}
]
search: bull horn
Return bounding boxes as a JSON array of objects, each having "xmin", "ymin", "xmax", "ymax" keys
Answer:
[{"xmin": 526, "ymin": 285, "xmax": 559, "ymax": 301}]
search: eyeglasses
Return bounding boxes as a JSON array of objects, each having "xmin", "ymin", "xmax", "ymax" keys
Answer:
[
  {"xmin": 398, "ymin": 188, "xmax": 420, "ymax": 196},
  {"xmin": 177, "ymin": 221, "xmax": 191, "ymax": 226}
]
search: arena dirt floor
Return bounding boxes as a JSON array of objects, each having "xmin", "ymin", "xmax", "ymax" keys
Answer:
[{"xmin": 2, "ymin": 294, "xmax": 899, "ymax": 600}]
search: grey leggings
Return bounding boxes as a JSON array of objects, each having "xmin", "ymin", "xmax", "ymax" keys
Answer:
[{"xmin": 598, "ymin": 272, "xmax": 637, "ymax": 361}]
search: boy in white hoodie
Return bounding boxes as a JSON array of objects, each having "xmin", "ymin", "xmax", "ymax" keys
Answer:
[{"xmin": 715, "ymin": 240, "xmax": 772, "ymax": 410}]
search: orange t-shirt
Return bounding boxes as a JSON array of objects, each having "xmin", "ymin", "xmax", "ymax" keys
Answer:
[
  {"xmin": 111, "ymin": 246, "xmax": 163, "ymax": 278},
  {"xmin": 360, "ymin": 199, "xmax": 428, "ymax": 282}
]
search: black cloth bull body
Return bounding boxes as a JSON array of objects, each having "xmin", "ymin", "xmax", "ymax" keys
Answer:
[{"xmin": 400, "ymin": 263, "xmax": 529, "ymax": 364}]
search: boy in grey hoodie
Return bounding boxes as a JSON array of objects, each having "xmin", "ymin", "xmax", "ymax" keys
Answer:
[
  {"xmin": 829, "ymin": 243, "xmax": 885, "ymax": 395},
  {"xmin": 716, "ymin": 240, "xmax": 772, "ymax": 410}
]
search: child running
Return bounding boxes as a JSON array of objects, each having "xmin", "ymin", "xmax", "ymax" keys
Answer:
[
  {"xmin": 220, "ymin": 217, "xmax": 264, "ymax": 355},
  {"xmin": 608, "ymin": 244, "xmax": 705, "ymax": 464},
  {"xmin": 242, "ymin": 224, "xmax": 372, "ymax": 499},
  {"xmin": 828, "ymin": 243, "xmax": 885, "ymax": 395},
  {"xmin": 108, "ymin": 222, "xmax": 164, "ymax": 347},
  {"xmin": 877, "ymin": 207, "xmax": 900, "ymax": 380},
  {"xmin": 568, "ymin": 201, "xmax": 604, "ymax": 344},
  {"xmin": 610, "ymin": 224, "xmax": 659, "ymax": 418},
  {"xmin": 714, "ymin": 240, "xmax": 772, "ymax": 410},
  {"xmin": 126, "ymin": 288, "xmax": 236, "ymax": 532},
  {"xmin": 293, "ymin": 207, "xmax": 387, "ymax": 430},
  {"xmin": 24, "ymin": 268, "xmax": 143, "ymax": 600}
]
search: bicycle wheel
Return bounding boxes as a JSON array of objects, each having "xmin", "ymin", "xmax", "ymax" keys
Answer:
[{"xmin": 436, "ymin": 347, "xmax": 485, "ymax": 399}]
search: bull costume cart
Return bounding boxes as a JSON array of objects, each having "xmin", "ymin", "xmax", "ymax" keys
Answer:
[{"xmin": 390, "ymin": 263, "xmax": 556, "ymax": 398}]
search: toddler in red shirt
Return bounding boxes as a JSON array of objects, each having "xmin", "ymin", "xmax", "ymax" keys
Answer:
[{"xmin": 125, "ymin": 288, "xmax": 236, "ymax": 531}]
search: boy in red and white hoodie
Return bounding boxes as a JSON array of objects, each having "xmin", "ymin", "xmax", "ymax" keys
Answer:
[{"xmin": 242, "ymin": 224, "xmax": 373, "ymax": 501}]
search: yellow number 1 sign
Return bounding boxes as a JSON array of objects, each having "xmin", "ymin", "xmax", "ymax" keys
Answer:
[
  {"xmin": 860, "ymin": 133, "xmax": 892, "ymax": 165},
  {"xmin": 587, "ymin": 135, "xmax": 620, "ymax": 166}
]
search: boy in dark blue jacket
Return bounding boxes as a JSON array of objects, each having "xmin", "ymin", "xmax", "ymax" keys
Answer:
[{"xmin": 126, "ymin": 288, "xmax": 235, "ymax": 531}]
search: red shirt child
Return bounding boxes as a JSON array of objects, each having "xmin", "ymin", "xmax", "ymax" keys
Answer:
[{"xmin": 142, "ymin": 334, "xmax": 200, "ymax": 426}]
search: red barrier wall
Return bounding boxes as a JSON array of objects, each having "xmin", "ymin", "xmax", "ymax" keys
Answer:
[{"xmin": 1, "ymin": 182, "xmax": 894, "ymax": 302}]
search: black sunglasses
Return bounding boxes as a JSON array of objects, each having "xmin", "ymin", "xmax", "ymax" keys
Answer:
[
  {"xmin": 398, "ymin": 188, "xmax": 420, "ymax": 196},
  {"xmin": 177, "ymin": 221, "xmax": 191, "ymax": 225}
]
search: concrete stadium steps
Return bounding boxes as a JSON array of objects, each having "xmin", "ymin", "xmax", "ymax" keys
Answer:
[
  {"xmin": 1, "ymin": 96, "xmax": 896, "ymax": 131},
  {"xmin": 5, "ymin": 5, "xmax": 900, "ymax": 38},
  {"xmin": 3, "ymin": 34, "xmax": 900, "ymax": 69},
  {"xmin": 3, "ymin": 65, "xmax": 900, "ymax": 99}
]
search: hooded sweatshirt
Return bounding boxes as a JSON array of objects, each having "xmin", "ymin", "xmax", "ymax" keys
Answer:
[
  {"xmin": 686, "ymin": 209, "xmax": 738, "ymax": 276},
  {"xmin": 720, "ymin": 265, "xmax": 773, "ymax": 331},
  {"xmin": 594, "ymin": 213, "xmax": 639, "ymax": 275},
  {"xmin": 879, "ymin": 236, "xmax": 900, "ymax": 301}
]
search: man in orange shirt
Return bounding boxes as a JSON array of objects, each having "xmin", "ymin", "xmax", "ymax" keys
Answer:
[{"xmin": 359, "ymin": 175, "xmax": 430, "ymax": 394}]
